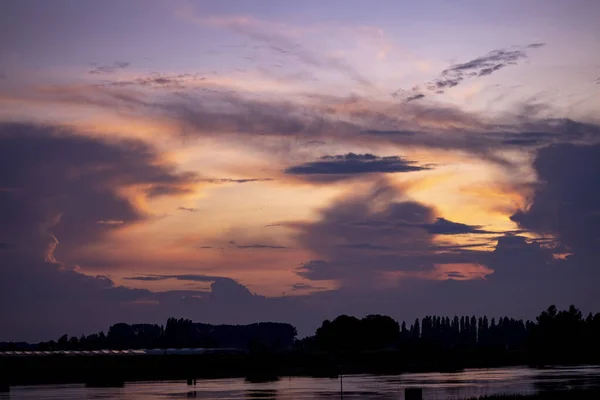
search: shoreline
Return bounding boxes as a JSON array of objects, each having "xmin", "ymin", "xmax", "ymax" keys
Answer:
[{"xmin": 1, "ymin": 351, "xmax": 598, "ymax": 387}]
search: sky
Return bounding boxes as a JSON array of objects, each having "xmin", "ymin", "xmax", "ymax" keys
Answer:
[{"xmin": 1, "ymin": 0, "xmax": 600, "ymax": 342}]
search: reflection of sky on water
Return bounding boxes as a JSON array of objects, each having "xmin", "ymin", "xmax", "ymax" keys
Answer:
[{"xmin": 2, "ymin": 366, "xmax": 600, "ymax": 400}]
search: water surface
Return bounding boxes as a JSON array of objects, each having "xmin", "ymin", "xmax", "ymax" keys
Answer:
[{"xmin": 3, "ymin": 365, "xmax": 600, "ymax": 399}]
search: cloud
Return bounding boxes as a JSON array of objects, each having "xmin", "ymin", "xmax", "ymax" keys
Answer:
[
  {"xmin": 199, "ymin": 178, "xmax": 274, "ymax": 184},
  {"xmin": 336, "ymin": 243, "xmax": 394, "ymax": 251},
  {"xmin": 226, "ymin": 240, "xmax": 287, "ymax": 249},
  {"xmin": 406, "ymin": 93, "xmax": 426, "ymax": 102},
  {"xmin": 122, "ymin": 276, "xmax": 166, "ymax": 281},
  {"xmin": 396, "ymin": 44, "xmax": 545, "ymax": 99},
  {"xmin": 235, "ymin": 244, "xmax": 287, "ymax": 249},
  {"xmin": 351, "ymin": 217, "xmax": 492, "ymax": 236},
  {"xmin": 418, "ymin": 218, "xmax": 490, "ymax": 235},
  {"xmin": 291, "ymin": 180, "xmax": 492, "ymax": 285},
  {"xmin": 89, "ymin": 61, "xmax": 130, "ymax": 75},
  {"xmin": 177, "ymin": 206, "xmax": 199, "ymax": 212},
  {"xmin": 511, "ymin": 142, "xmax": 600, "ymax": 255},
  {"xmin": 103, "ymin": 72, "xmax": 206, "ymax": 89},
  {"xmin": 124, "ymin": 274, "xmax": 234, "ymax": 283},
  {"xmin": 361, "ymin": 130, "xmax": 416, "ymax": 136},
  {"xmin": 124, "ymin": 274, "xmax": 256, "ymax": 301},
  {"xmin": 97, "ymin": 219, "xmax": 125, "ymax": 225},
  {"xmin": 0, "ymin": 122, "xmax": 210, "ymax": 340},
  {"xmin": 285, "ymin": 153, "xmax": 429, "ymax": 179},
  {"xmin": 24, "ymin": 81, "xmax": 600, "ymax": 164},
  {"xmin": 0, "ymin": 123, "xmax": 199, "ymax": 252},
  {"xmin": 196, "ymin": 15, "xmax": 373, "ymax": 87},
  {"xmin": 290, "ymin": 283, "xmax": 325, "ymax": 291}
]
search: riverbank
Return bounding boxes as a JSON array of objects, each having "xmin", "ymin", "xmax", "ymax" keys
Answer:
[
  {"xmin": 0, "ymin": 349, "xmax": 521, "ymax": 386},
  {"xmin": 1, "ymin": 349, "xmax": 598, "ymax": 387}
]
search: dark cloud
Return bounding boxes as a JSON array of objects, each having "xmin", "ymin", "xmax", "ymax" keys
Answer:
[
  {"xmin": 511, "ymin": 143, "xmax": 600, "ymax": 255},
  {"xmin": 526, "ymin": 43, "xmax": 546, "ymax": 49},
  {"xmin": 33, "ymin": 81, "xmax": 600, "ymax": 164},
  {"xmin": 125, "ymin": 274, "xmax": 257, "ymax": 302},
  {"xmin": 441, "ymin": 45, "xmax": 540, "ymax": 80},
  {"xmin": 418, "ymin": 218, "xmax": 490, "ymax": 235},
  {"xmin": 336, "ymin": 243, "xmax": 394, "ymax": 251},
  {"xmin": 361, "ymin": 130, "xmax": 416, "ymax": 137},
  {"xmin": 225, "ymin": 240, "xmax": 287, "ymax": 249},
  {"xmin": 145, "ymin": 183, "xmax": 196, "ymax": 197},
  {"xmin": 89, "ymin": 61, "xmax": 130, "ymax": 75},
  {"xmin": 2, "ymin": 132, "xmax": 598, "ymax": 341},
  {"xmin": 97, "ymin": 219, "xmax": 125, "ymax": 225},
  {"xmin": 124, "ymin": 274, "xmax": 237, "ymax": 283},
  {"xmin": 291, "ymin": 180, "xmax": 491, "ymax": 284},
  {"xmin": 235, "ymin": 244, "xmax": 287, "ymax": 249},
  {"xmin": 0, "ymin": 123, "xmax": 198, "ymax": 252},
  {"xmin": 103, "ymin": 72, "xmax": 206, "ymax": 89},
  {"xmin": 406, "ymin": 93, "xmax": 426, "ymax": 102},
  {"xmin": 296, "ymin": 260, "xmax": 331, "ymax": 281},
  {"xmin": 0, "ymin": 123, "xmax": 208, "ymax": 341},
  {"xmin": 350, "ymin": 217, "xmax": 491, "ymax": 235},
  {"xmin": 177, "ymin": 206, "xmax": 199, "ymax": 212},
  {"xmin": 199, "ymin": 178, "xmax": 274, "ymax": 184},
  {"xmin": 122, "ymin": 276, "xmax": 166, "ymax": 281},
  {"xmin": 496, "ymin": 131, "xmax": 564, "ymax": 147},
  {"xmin": 396, "ymin": 44, "xmax": 545, "ymax": 98},
  {"xmin": 290, "ymin": 283, "xmax": 325, "ymax": 291},
  {"xmin": 502, "ymin": 138, "xmax": 544, "ymax": 146},
  {"xmin": 285, "ymin": 153, "xmax": 429, "ymax": 179}
]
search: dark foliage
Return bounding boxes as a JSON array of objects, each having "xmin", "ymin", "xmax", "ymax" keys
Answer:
[
  {"xmin": 2, "ymin": 305, "xmax": 600, "ymax": 368},
  {"xmin": 1, "ymin": 319, "xmax": 297, "ymax": 351},
  {"xmin": 301, "ymin": 305, "xmax": 600, "ymax": 366}
]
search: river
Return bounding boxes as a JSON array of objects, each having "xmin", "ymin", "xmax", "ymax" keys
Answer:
[{"xmin": 2, "ymin": 365, "xmax": 600, "ymax": 399}]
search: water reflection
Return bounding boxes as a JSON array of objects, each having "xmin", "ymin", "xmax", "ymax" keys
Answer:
[
  {"xmin": 245, "ymin": 376, "xmax": 281, "ymax": 384},
  {"xmin": 2, "ymin": 366, "xmax": 600, "ymax": 400},
  {"xmin": 245, "ymin": 389, "xmax": 278, "ymax": 399}
]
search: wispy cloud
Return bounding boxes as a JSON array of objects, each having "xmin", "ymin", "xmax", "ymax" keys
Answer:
[
  {"xmin": 103, "ymin": 72, "xmax": 206, "ymax": 89},
  {"xmin": 417, "ymin": 218, "xmax": 490, "ymax": 235},
  {"xmin": 89, "ymin": 61, "xmax": 130, "ymax": 75},
  {"xmin": 285, "ymin": 153, "xmax": 430, "ymax": 177},
  {"xmin": 228, "ymin": 240, "xmax": 287, "ymax": 249},
  {"xmin": 199, "ymin": 178, "xmax": 274, "ymax": 184},
  {"xmin": 123, "ymin": 274, "xmax": 235, "ymax": 283},
  {"xmin": 96, "ymin": 219, "xmax": 125, "ymax": 225},
  {"xmin": 177, "ymin": 206, "xmax": 199, "ymax": 212},
  {"xmin": 236, "ymin": 244, "xmax": 287, "ymax": 249},
  {"xmin": 406, "ymin": 93, "xmax": 426, "ymax": 102},
  {"xmin": 395, "ymin": 44, "xmax": 545, "ymax": 101},
  {"xmin": 178, "ymin": 7, "xmax": 372, "ymax": 87}
]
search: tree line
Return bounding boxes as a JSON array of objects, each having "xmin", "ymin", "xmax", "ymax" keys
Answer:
[
  {"xmin": 0, "ymin": 319, "xmax": 297, "ymax": 351},
  {"xmin": 2, "ymin": 305, "xmax": 600, "ymax": 365},
  {"xmin": 297, "ymin": 305, "xmax": 600, "ymax": 364}
]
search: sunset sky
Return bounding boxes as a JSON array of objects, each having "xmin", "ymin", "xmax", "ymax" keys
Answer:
[{"xmin": 1, "ymin": 0, "xmax": 600, "ymax": 341}]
